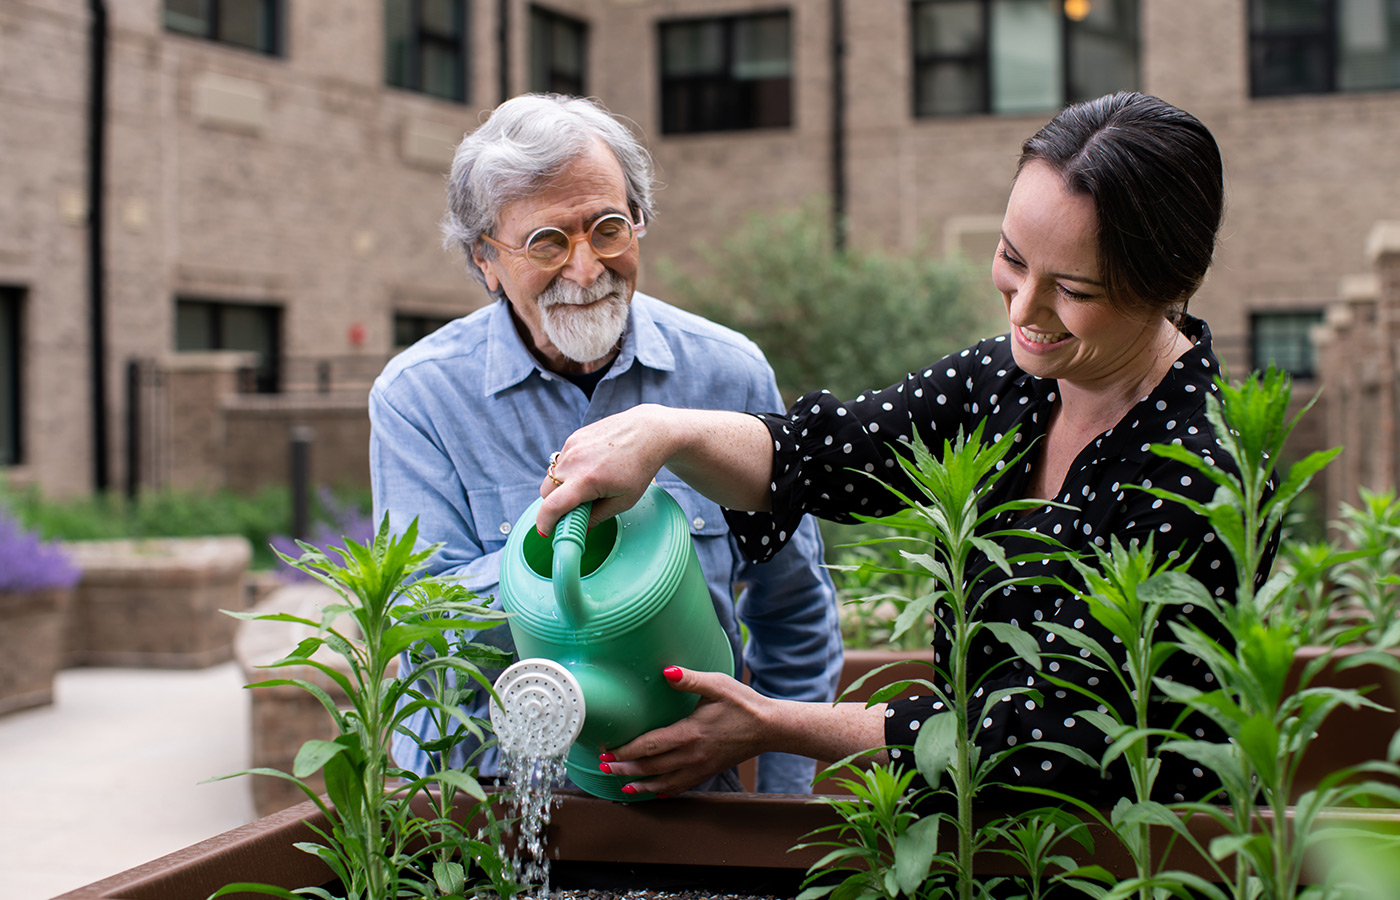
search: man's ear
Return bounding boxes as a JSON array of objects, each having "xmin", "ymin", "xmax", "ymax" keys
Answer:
[{"xmin": 471, "ymin": 243, "xmax": 502, "ymax": 293}]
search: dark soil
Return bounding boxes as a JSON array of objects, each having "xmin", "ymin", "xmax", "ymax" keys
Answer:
[{"xmin": 521, "ymin": 860, "xmax": 804, "ymax": 900}]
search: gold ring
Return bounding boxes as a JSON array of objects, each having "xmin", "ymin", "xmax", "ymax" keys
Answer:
[
  {"xmin": 549, "ymin": 451, "xmax": 562, "ymax": 468},
  {"xmin": 547, "ymin": 451, "xmax": 564, "ymax": 486}
]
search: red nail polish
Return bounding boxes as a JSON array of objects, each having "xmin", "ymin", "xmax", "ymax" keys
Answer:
[
  {"xmin": 599, "ymin": 752, "xmax": 616, "ymax": 763},
  {"xmin": 620, "ymin": 784, "xmax": 638, "ymax": 794},
  {"xmin": 535, "ymin": 526, "xmax": 548, "ymax": 537},
  {"xmin": 599, "ymin": 762, "xmax": 612, "ymax": 774},
  {"xmin": 663, "ymin": 666, "xmax": 682, "ymax": 683}
]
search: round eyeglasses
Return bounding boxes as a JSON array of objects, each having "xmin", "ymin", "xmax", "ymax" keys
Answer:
[{"xmin": 480, "ymin": 212, "xmax": 645, "ymax": 272}]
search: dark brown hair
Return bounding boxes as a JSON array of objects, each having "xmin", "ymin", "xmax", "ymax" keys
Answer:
[{"xmin": 1017, "ymin": 92, "xmax": 1224, "ymax": 320}]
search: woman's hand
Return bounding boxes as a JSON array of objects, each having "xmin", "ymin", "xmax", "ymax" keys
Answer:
[
  {"xmin": 537, "ymin": 404, "xmax": 677, "ymax": 534},
  {"xmin": 598, "ymin": 666, "xmax": 775, "ymax": 796},
  {"xmin": 537, "ymin": 405, "xmax": 776, "ymax": 535}
]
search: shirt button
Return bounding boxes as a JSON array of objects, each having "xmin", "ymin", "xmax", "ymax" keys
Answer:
[
  {"xmin": 499, "ymin": 522, "xmax": 512, "ymax": 535},
  {"xmin": 692, "ymin": 516, "xmax": 705, "ymax": 530}
]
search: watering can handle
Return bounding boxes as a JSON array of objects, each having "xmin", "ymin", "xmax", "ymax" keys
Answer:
[{"xmin": 551, "ymin": 502, "xmax": 592, "ymax": 628}]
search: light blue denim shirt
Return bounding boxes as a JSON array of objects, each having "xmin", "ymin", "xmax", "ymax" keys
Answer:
[{"xmin": 369, "ymin": 292, "xmax": 842, "ymax": 793}]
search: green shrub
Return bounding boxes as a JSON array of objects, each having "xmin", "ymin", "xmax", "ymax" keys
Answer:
[
  {"xmin": 657, "ymin": 205, "xmax": 1001, "ymax": 403},
  {"xmin": 0, "ymin": 484, "xmax": 369, "ymax": 572}
]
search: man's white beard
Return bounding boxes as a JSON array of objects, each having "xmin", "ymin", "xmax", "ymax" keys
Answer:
[{"xmin": 538, "ymin": 270, "xmax": 631, "ymax": 363}]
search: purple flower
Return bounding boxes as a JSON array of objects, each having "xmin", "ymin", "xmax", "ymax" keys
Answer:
[
  {"xmin": 270, "ymin": 489, "xmax": 376, "ymax": 583},
  {"xmin": 0, "ymin": 511, "xmax": 83, "ymax": 593}
]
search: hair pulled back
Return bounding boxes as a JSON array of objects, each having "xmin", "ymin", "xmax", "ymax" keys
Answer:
[{"xmin": 1017, "ymin": 91, "xmax": 1224, "ymax": 319}]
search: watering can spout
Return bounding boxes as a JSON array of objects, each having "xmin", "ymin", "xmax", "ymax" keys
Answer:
[{"xmin": 551, "ymin": 502, "xmax": 591, "ymax": 628}]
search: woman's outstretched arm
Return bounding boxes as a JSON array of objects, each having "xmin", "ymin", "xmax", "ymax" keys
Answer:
[{"xmin": 536, "ymin": 404, "xmax": 776, "ymax": 533}]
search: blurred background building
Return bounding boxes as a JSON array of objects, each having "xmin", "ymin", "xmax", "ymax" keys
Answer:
[{"xmin": 3, "ymin": 0, "xmax": 1400, "ymax": 517}]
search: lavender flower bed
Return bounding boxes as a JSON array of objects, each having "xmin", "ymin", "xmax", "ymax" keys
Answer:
[{"xmin": 0, "ymin": 510, "xmax": 82, "ymax": 592}]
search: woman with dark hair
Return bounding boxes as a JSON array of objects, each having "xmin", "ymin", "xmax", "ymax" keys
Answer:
[{"xmin": 535, "ymin": 92, "xmax": 1262, "ymax": 803}]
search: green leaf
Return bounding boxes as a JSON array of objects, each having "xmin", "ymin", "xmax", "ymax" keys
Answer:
[
  {"xmin": 984, "ymin": 620, "xmax": 1042, "ymax": 669},
  {"xmin": 913, "ymin": 712, "xmax": 959, "ymax": 791},
  {"xmin": 893, "ymin": 815, "xmax": 940, "ymax": 896},
  {"xmin": 292, "ymin": 739, "xmax": 348, "ymax": 779}
]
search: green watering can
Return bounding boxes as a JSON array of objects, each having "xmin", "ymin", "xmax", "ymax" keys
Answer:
[{"xmin": 490, "ymin": 483, "xmax": 735, "ymax": 801}]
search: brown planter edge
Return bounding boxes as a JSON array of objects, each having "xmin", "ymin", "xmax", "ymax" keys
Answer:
[{"xmin": 58, "ymin": 786, "xmax": 1400, "ymax": 900}]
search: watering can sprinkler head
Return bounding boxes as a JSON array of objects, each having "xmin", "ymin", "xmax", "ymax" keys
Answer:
[{"xmin": 490, "ymin": 659, "xmax": 586, "ymax": 759}]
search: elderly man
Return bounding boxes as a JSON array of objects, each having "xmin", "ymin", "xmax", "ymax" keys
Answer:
[{"xmin": 369, "ymin": 93, "xmax": 842, "ymax": 793}]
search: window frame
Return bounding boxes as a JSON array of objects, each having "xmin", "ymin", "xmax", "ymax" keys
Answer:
[
  {"xmin": 163, "ymin": 0, "xmax": 284, "ymax": 56},
  {"xmin": 530, "ymin": 4, "xmax": 589, "ymax": 97},
  {"xmin": 1249, "ymin": 309, "xmax": 1326, "ymax": 379},
  {"xmin": 175, "ymin": 297, "xmax": 283, "ymax": 394},
  {"xmin": 909, "ymin": 0, "xmax": 1140, "ymax": 119},
  {"xmin": 0, "ymin": 286, "xmax": 22, "ymax": 467},
  {"xmin": 393, "ymin": 312, "xmax": 456, "ymax": 350},
  {"xmin": 1247, "ymin": 0, "xmax": 1400, "ymax": 97},
  {"xmin": 658, "ymin": 9, "xmax": 794, "ymax": 135},
  {"xmin": 385, "ymin": 0, "xmax": 472, "ymax": 104}
]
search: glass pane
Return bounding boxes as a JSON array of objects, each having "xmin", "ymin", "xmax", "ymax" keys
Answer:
[
  {"xmin": 1253, "ymin": 35, "xmax": 1331, "ymax": 93},
  {"xmin": 1252, "ymin": 311, "xmax": 1324, "ymax": 376},
  {"xmin": 1338, "ymin": 0, "xmax": 1400, "ymax": 90},
  {"xmin": 422, "ymin": 41, "xmax": 464, "ymax": 100},
  {"xmin": 222, "ymin": 305, "xmax": 276, "ymax": 357},
  {"xmin": 554, "ymin": 20, "xmax": 584, "ymax": 76},
  {"xmin": 530, "ymin": 10, "xmax": 551, "ymax": 92},
  {"xmin": 734, "ymin": 14, "xmax": 791, "ymax": 80},
  {"xmin": 663, "ymin": 21, "xmax": 724, "ymax": 76},
  {"xmin": 1251, "ymin": 0, "xmax": 1329, "ymax": 30},
  {"xmin": 916, "ymin": 59, "xmax": 985, "ymax": 115},
  {"xmin": 1068, "ymin": 0, "xmax": 1140, "ymax": 101},
  {"xmin": 914, "ymin": 1, "xmax": 983, "ymax": 55},
  {"xmin": 421, "ymin": 0, "xmax": 460, "ymax": 38},
  {"xmin": 386, "ymin": 0, "xmax": 412, "ymax": 88},
  {"xmin": 175, "ymin": 301, "xmax": 215, "ymax": 351},
  {"xmin": 991, "ymin": 0, "xmax": 1060, "ymax": 114},
  {"xmin": 165, "ymin": 0, "xmax": 210, "ymax": 36},
  {"xmin": 219, "ymin": 0, "xmax": 273, "ymax": 52}
]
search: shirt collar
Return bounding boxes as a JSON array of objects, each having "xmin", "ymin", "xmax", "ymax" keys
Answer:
[{"xmin": 481, "ymin": 292, "xmax": 677, "ymax": 396}]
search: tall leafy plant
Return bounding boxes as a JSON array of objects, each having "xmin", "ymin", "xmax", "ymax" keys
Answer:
[
  {"xmin": 807, "ymin": 422, "xmax": 1085, "ymax": 900},
  {"xmin": 210, "ymin": 517, "xmax": 517, "ymax": 900},
  {"xmin": 1142, "ymin": 367, "xmax": 1400, "ymax": 900}
]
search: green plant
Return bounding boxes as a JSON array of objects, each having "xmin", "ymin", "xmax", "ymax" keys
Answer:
[
  {"xmin": 828, "ymin": 518, "xmax": 941, "ymax": 651},
  {"xmin": 0, "ymin": 483, "xmax": 298, "ymax": 570},
  {"xmin": 657, "ymin": 205, "xmax": 1000, "ymax": 403},
  {"xmin": 814, "ymin": 422, "xmax": 1083, "ymax": 900},
  {"xmin": 1142, "ymin": 367, "xmax": 1400, "ymax": 900},
  {"xmin": 1329, "ymin": 487, "xmax": 1400, "ymax": 644},
  {"xmin": 208, "ymin": 516, "xmax": 518, "ymax": 899},
  {"xmin": 797, "ymin": 762, "xmax": 940, "ymax": 900}
]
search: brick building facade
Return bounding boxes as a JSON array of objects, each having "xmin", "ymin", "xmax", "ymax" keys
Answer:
[{"xmin": 3, "ymin": 0, "xmax": 1400, "ymax": 513}]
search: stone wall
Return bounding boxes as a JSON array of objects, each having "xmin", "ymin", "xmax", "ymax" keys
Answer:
[{"xmin": 1314, "ymin": 222, "xmax": 1400, "ymax": 518}]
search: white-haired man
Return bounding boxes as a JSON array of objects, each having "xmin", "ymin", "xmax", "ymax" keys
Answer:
[{"xmin": 369, "ymin": 93, "xmax": 842, "ymax": 794}]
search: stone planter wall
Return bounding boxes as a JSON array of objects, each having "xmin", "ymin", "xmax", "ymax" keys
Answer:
[
  {"xmin": 0, "ymin": 586, "xmax": 73, "ymax": 715},
  {"xmin": 63, "ymin": 536, "xmax": 253, "ymax": 668}
]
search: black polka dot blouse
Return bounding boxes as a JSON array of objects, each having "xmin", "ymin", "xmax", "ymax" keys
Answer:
[{"xmin": 724, "ymin": 316, "xmax": 1275, "ymax": 804}]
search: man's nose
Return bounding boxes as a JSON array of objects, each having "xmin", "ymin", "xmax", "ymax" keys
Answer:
[{"xmin": 560, "ymin": 238, "xmax": 606, "ymax": 286}]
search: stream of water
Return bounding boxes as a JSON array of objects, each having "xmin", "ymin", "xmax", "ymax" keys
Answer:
[{"xmin": 498, "ymin": 720, "xmax": 570, "ymax": 893}]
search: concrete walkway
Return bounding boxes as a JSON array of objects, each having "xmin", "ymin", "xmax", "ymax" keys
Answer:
[{"xmin": 0, "ymin": 663, "xmax": 259, "ymax": 900}]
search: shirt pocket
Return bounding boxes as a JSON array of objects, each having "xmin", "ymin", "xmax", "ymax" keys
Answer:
[
  {"xmin": 654, "ymin": 479, "xmax": 728, "ymax": 540},
  {"xmin": 468, "ymin": 482, "xmax": 544, "ymax": 555}
]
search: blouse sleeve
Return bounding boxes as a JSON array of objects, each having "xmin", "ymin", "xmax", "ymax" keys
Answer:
[{"xmin": 723, "ymin": 340, "xmax": 1008, "ymax": 564}]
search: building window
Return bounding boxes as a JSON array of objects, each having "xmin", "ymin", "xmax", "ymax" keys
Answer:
[
  {"xmin": 175, "ymin": 298, "xmax": 282, "ymax": 393},
  {"xmin": 0, "ymin": 288, "xmax": 21, "ymax": 466},
  {"xmin": 164, "ymin": 0, "xmax": 282, "ymax": 55},
  {"xmin": 1251, "ymin": 310, "xmax": 1325, "ymax": 378},
  {"xmin": 386, "ymin": 0, "xmax": 470, "ymax": 103},
  {"xmin": 394, "ymin": 313, "xmax": 455, "ymax": 350},
  {"xmin": 531, "ymin": 6, "xmax": 588, "ymax": 96},
  {"xmin": 1249, "ymin": 0, "xmax": 1400, "ymax": 97},
  {"xmin": 911, "ymin": 0, "xmax": 1139, "ymax": 118},
  {"xmin": 659, "ymin": 12, "xmax": 793, "ymax": 135}
]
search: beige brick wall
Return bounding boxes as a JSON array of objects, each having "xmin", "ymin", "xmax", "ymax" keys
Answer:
[{"xmin": 5, "ymin": 0, "xmax": 1400, "ymax": 511}]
